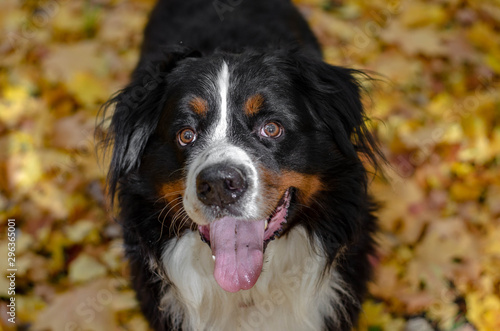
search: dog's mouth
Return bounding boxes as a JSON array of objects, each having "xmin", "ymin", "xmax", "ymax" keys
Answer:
[{"xmin": 197, "ymin": 188, "xmax": 292, "ymax": 292}]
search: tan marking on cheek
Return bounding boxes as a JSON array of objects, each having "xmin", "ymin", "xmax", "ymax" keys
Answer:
[
  {"xmin": 259, "ymin": 167, "xmax": 323, "ymax": 208},
  {"xmin": 189, "ymin": 97, "xmax": 208, "ymax": 116},
  {"xmin": 159, "ymin": 180, "xmax": 186, "ymax": 215},
  {"xmin": 259, "ymin": 167, "xmax": 282, "ymax": 215},
  {"xmin": 244, "ymin": 94, "xmax": 264, "ymax": 116},
  {"xmin": 279, "ymin": 171, "xmax": 323, "ymax": 205}
]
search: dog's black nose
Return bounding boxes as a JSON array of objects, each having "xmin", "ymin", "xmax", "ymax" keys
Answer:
[{"xmin": 196, "ymin": 164, "xmax": 248, "ymax": 208}]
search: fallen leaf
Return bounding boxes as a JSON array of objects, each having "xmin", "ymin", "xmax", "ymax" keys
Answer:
[
  {"xmin": 399, "ymin": 3, "xmax": 448, "ymax": 28},
  {"xmin": 33, "ymin": 278, "xmax": 118, "ymax": 331},
  {"xmin": 51, "ymin": 112, "xmax": 95, "ymax": 150},
  {"xmin": 381, "ymin": 22, "xmax": 447, "ymax": 56},
  {"xmin": 68, "ymin": 253, "xmax": 107, "ymax": 283}
]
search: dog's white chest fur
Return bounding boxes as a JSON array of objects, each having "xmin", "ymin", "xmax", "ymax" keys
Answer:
[{"xmin": 160, "ymin": 227, "xmax": 349, "ymax": 331}]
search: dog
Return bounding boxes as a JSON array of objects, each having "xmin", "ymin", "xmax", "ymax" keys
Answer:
[{"xmin": 101, "ymin": 0, "xmax": 381, "ymax": 330}]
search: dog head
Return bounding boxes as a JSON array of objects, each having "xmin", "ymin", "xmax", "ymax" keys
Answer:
[{"xmin": 102, "ymin": 46, "xmax": 379, "ymax": 292}]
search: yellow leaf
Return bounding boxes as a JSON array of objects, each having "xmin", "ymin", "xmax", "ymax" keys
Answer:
[
  {"xmin": 111, "ymin": 290, "xmax": 139, "ymax": 311},
  {"xmin": 484, "ymin": 224, "xmax": 500, "ymax": 256},
  {"xmin": 17, "ymin": 295, "xmax": 47, "ymax": 325},
  {"xmin": 122, "ymin": 316, "xmax": 150, "ymax": 331},
  {"xmin": 47, "ymin": 231, "xmax": 69, "ymax": 272},
  {"xmin": 441, "ymin": 123, "xmax": 464, "ymax": 144},
  {"xmin": 427, "ymin": 300, "xmax": 458, "ymax": 330},
  {"xmin": 467, "ymin": 293, "xmax": 500, "ymax": 331},
  {"xmin": 450, "ymin": 162, "xmax": 475, "ymax": 177},
  {"xmin": 485, "ymin": 51, "xmax": 500, "ymax": 74},
  {"xmin": 65, "ymin": 220, "xmax": 97, "ymax": 243},
  {"xmin": 450, "ymin": 181, "xmax": 482, "ymax": 202},
  {"xmin": 357, "ymin": 300, "xmax": 404, "ymax": 331},
  {"xmin": 400, "ymin": 3, "xmax": 447, "ymax": 27},
  {"xmin": 467, "ymin": 22, "xmax": 498, "ymax": 51},
  {"xmin": 51, "ymin": 2, "xmax": 85, "ymax": 35},
  {"xmin": 30, "ymin": 182, "xmax": 69, "ymax": 219},
  {"xmin": 17, "ymin": 231, "xmax": 34, "ymax": 255},
  {"xmin": 427, "ymin": 93, "xmax": 454, "ymax": 118},
  {"xmin": 462, "ymin": 117, "xmax": 486, "ymax": 140},
  {"xmin": 69, "ymin": 253, "xmax": 107, "ymax": 283},
  {"xmin": 7, "ymin": 150, "xmax": 43, "ymax": 194},
  {"xmin": 66, "ymin": 71, "xmax": 110, "ymax": 107},
  {"xmin": 458, "ymin": 136, "xmax": 492, "ymax": 164},
  {"xmin": 485, "ymin": 182, "xmax": 500, "ymax": 215}
]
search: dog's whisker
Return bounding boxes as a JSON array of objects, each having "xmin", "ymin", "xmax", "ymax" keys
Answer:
[
  {"xmin": 171, "ymin": 207, "xmax": 187, "ymax": 225},
  {"xmin": 157, "ymin": 196, "xmax": 183, "ymax": 223},
  {"xmin": 155, "ymin": 198, "xmax": 185, "ymax": 242},
  {"xmin": 175, "ymin": 212, "xmax": 190, "ymax": 237},
  {"xmin": 169, "ymin": 211, "xmax": 184, "ymax": 236},
  {"xmin": 163, "ymin": 201, "xmax": 186, "ymax": 235}
]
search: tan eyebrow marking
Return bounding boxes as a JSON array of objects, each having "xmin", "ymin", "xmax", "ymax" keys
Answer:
[
  {"xmin": 189, "ymin": 97, "xmax": 208, "ymax": 116},
  {"xmin": 244, "ymin": 94, "xmax": 264, "ymax": 116}
]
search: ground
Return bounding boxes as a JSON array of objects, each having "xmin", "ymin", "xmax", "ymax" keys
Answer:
[{"xmin": 0, "ymin": 0, "xmax": 499, "ymax": 330}]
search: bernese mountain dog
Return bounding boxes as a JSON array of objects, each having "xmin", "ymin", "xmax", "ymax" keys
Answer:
[{"xmin": 101, "ymin": 0, "xmax": 381, "ymax": 330}]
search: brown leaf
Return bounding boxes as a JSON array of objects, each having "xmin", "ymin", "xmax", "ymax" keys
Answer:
[
  {"xmin": 51, "ymin": 112, "xmax": 94, "ymax": 150},
  {"xmin": 381, "ymin": 22, "xmax": 447, "ymax": 56},
  {"xmin": 33, "ymin": 278, "xmax": 118, "ymax": 331}
]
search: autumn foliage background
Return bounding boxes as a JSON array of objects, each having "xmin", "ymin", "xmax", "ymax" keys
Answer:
[{"xmin": 0, "ymin": 0, "xmax": 499, "ymax": 330}]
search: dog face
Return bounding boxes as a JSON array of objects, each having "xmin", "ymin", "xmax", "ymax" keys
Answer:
[{"xmin": 103, "ymin": 47, "xmax": 378, "ymax": 293}]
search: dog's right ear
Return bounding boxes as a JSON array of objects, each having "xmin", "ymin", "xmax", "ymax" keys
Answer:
[{"xmin": 98, "ymin": 46, "xmax": 201, "ymax": 204}]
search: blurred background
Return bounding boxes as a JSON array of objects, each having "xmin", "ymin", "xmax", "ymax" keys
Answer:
[{"xmin": 0, "ymin": 0, "xmax": 499, "ymax": 330}]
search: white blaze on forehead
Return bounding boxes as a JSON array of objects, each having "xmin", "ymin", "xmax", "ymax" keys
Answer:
[
  {"xmin": 213, "ymin": 61, "xmax": 230, "ymax": 141},
  {"xmin": 182, "ymin": 61, "xmax": 264, "ymax": 225}
]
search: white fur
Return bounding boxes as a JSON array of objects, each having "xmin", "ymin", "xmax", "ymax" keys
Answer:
[
  {"xmin": 213, "ymin": 61, "xmax": 229, "ymax": 141},
  {"xmin": 160, "ymin": 227, "xmax": 352, "ymax": 331}
]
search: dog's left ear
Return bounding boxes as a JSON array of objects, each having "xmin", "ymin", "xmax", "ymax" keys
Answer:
[
  {"xmin": 290, "ymin": 53, "xmax": 380, "ymax": 168},
  {"xmin": 99, "ymin": 46, "xmax": 201, "ymax": 203}
]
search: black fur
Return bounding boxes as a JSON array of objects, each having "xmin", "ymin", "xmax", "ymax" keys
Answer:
[{"xmin": 100, "ymin": 0, "xmax": 381, "ymax": 330}]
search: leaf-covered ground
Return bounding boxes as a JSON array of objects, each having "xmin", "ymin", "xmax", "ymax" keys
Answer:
[{"xmin": 0, "ymin": 0, "xmax": 499, "ymax": 330}]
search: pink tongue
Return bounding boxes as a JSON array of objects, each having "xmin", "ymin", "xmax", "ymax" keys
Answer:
[{"xmin": 210, "ymin": 217, "xmax": 265, "ymax": 292}]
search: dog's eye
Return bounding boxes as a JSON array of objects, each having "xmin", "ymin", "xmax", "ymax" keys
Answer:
[
  {"xmin": 177, "ymin": 128, "xmax": 197, "ymax": 146},
  {"xmin": 260, "ymin": 122, "xmax": 283, "ymax": 138}
]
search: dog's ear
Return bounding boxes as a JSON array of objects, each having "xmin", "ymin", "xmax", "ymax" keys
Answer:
[
  {"xmin": 99, "ymin": 46, "xmax": 201, "ymax": 203},
  {"xmin": 290, "ymin": 53, "xmax": 381, "ymax": 171}
]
